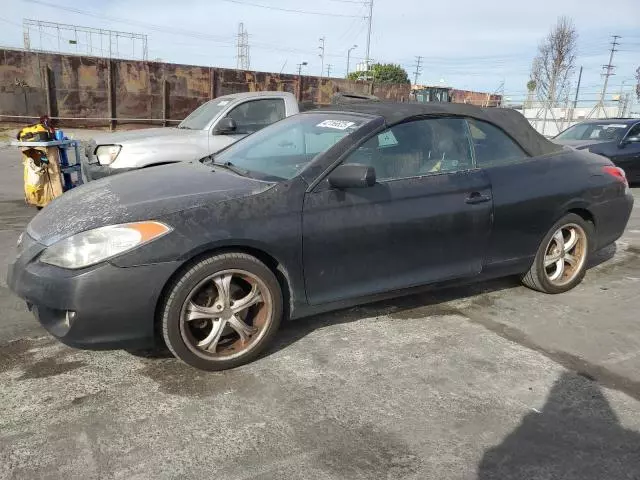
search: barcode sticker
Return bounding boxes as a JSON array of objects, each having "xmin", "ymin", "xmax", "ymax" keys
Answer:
[{"xmin": 316, "ymin": 120, "xmax": 356, "ymax": 130}]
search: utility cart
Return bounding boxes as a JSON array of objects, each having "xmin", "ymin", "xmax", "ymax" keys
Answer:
[{"xmin": 11, "ymin": 138, "xmax": 83, "ymax": 208}]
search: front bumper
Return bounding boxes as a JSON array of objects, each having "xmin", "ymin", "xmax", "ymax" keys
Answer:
[{"xmin": 7, "ymin": 234, "xmax": 181, "ymax": 350}]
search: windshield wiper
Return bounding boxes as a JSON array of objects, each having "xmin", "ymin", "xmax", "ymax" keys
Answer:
[{"xmin": 211, "ymin": 160, "xmax": 249, "ymax": 177}]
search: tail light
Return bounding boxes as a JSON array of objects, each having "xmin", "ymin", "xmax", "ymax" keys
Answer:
[{"xmin": 602, "ymin": 166, "xmax": 628, "ymax": 187}]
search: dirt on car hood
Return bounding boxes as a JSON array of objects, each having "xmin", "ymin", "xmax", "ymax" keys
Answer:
[{"xmin": 27, "ymin": 162, "xmax": 273, "ymax": 246}]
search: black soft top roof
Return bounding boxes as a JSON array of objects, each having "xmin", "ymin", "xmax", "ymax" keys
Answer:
[{"xmin": 319, "ymin": 102, "xmax": 562, "ymax": 157}]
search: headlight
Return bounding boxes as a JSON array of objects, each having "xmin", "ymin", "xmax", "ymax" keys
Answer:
[
  {"xmin": 40, "ymin": 221, "xmax": 172, "ymax": 269},
  {"xmin": 95, "ymin": 145, "xmax": 122, "ymax": 165}
]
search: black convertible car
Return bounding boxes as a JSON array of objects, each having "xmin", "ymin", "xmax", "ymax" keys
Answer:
[
  {"xmin": 8, "ymin": 103, "xmax": 634, "ymax": 371},
  {"xmin": 554, "ymin": 118, "xmax": 640, "ymax": 183}
]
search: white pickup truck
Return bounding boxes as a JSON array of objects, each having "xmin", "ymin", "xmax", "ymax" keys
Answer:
[{"xmin": 83, "ymin": 91, "xmax": 300, "ymax": 181}]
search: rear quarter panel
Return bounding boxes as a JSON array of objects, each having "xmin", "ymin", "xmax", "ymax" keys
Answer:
[{"xmin": 483, "ymin": 148, "xmax": 626, "ymax": 270}]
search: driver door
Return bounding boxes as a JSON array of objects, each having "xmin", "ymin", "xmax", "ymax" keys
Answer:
[{"xmin": 302, "ymin": 117, "xmax": 494, "ymax": 305}]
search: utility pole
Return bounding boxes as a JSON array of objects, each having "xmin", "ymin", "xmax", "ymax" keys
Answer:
[
  {"xmin": 326, "ymin": 64, "xmax": 332, "ymax": 78},
  {"xmin": 412, "ymin": 55, "xmax": 423, "ymax": 86},
  {"xmin": 589, "ymin": 35, "xmax": 620, "ymax": 119},
  {"xmin": 318, "ymin": 36, "xmax": 326, "ymax": 79},
  {"xmin": 573, "ymin": 66, "xmax": 583, "ymax": 110},
  {"xmin": 568, "ymin": 65, "xmax": 583, "ymax": 125},
  {"xmin": 364, "ymin": 0, "xmax": 373, "ymax": 71}
]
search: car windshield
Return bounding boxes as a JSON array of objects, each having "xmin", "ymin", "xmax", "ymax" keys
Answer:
[
  {"xmin": 556, "ymin": 122, "xmax": 629, "ymax": 141},
  {"xmin": 211, "ymin": 113, "xmax": 369, "ymax": 180},
  {"xmin": 178, "ymin": 98, "xmax": 235, "ymax": 130}
]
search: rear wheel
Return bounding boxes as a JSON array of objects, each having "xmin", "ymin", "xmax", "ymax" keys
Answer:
[
  {"xmin": 522, "ymin": 213, "xmax": 593, "ymax": 294},
  {"xmin": 161, "ymin": 252, "xmax": 282, "ymax": 371}
]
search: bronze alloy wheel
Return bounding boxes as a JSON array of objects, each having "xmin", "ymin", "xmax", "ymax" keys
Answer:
[{"xmin": 542, "ymin": 223, "xmax": 588, "ymax": 287}]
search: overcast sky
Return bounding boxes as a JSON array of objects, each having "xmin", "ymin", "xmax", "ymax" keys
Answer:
[{"xmin": 1, "ymin": 0, "xmax": 639, "ymax": 104}]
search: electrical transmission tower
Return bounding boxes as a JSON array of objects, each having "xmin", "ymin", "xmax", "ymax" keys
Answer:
[
  {"xmin": 318, "ymin": 36, "xmax": 326, "ymax": 79},
  {"xmin": 236, "ymin": 23, "xmax": 250, "ymax": 70},
  {"xmin": 413, "ymin": 56, "xmax": 423, "ymax": 85},
  {"xmin": 589, "ymin": 35, "xmax": 620, "ymax": 119}
]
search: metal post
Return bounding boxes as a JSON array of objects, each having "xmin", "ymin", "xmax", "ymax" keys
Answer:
[
  {"xmin": 43, "ymin": 66, "xmax": 53, "ymax": 118},
  {"xmin": 107, "ymin": 60, "xmax": 116, "ymax": 131},
  {"xmin": 162, "ymin": 79, "xmax": 169, "ymax": 127}
]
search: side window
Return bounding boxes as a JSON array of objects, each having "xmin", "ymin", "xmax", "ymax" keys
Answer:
[
  {"xmin": 227, "ymin": 98, "xmax": 286, "ymax": 134},
  {"xmin": 627, "ymin": 123, "xmax": 640, "ymax": 138},
  {"xmin": 467, "ymin": 119, "xmax": 528, "ymax": 167},
  {"xmin": 344, "ymin": 118, "xmax": 473, "ymax": 181}
]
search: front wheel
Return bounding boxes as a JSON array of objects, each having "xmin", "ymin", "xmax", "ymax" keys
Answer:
[
  {"xmin": 522, "ymin": 213, "xmax": 593, "ymax": 294},
  {"xmin": 160, "ymin": 252, "xmax": 283, "ymax": 371}
]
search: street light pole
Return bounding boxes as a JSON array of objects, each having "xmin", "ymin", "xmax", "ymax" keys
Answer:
[
  {"xmin": 297, "ymin": 61, "xmax": 308, "ymax": 76},
  {"xmin": 346, "ymin": 44, "xmax": 357, "ymax": 77}
]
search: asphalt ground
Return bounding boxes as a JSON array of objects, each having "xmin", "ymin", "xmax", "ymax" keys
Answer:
[{"xmin": 1, "ymin": 141, "xmax": 640, "ymax": 479}]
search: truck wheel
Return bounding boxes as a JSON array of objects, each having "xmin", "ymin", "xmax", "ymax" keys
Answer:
[
  {"xmin": 522, "ymin": 213, "xmax": 593, "ymax": 294},
  {"xmin": 161, "ymin": 252, "xmax": 282, "ymax": 371}
]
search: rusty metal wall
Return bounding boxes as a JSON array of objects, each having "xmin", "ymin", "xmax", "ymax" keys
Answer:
[
  {"xmin": 450, "ymin": 89, "xmax": 502, "ymax": 107},
  {"xmin": 0, "ymin": 49, "xmax": 411, "ymax": 128}
]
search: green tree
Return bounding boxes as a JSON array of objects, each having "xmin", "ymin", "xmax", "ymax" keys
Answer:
[{"xmin": 348, "ymin": 63, "xmax": 410, "ymax": 84}]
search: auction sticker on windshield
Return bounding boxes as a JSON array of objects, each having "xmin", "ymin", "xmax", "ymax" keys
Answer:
[{"xmin": 316, "ymin": 120, "xmax": 356, "ymax": 130}]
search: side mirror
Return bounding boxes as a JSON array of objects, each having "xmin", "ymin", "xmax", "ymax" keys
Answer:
[
  {"xmin": 621, "ymin": 136, "xmax": 640, "ymax": 146},
  {"xmin": 214, "ymin": 117, "xmax": 237, "ymax": 135},
  {"xmin": 328, "ymin": 164, "xmax": 376, "ymax": 189}
]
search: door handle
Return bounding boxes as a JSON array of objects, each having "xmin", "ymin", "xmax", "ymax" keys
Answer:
[{"xmin": 465, "ymin": 192, "xmax": 491, "ymax": 204}]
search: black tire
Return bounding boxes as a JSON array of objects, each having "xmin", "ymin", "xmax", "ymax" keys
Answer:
[
  {"xmin": 160, "ymin": 252, "xmax": 283, "ymax": 371},
  {"xmin": 522, "ymin": 213, "xmax": 594, "ymax": 294}
]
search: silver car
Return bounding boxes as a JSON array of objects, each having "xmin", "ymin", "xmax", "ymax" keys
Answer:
[{"xmin": 83, "ymin": 91, "xmax": 300, "ymax": 181}]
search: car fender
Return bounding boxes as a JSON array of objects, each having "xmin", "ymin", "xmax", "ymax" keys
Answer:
[{"xmin": 170, "ymin": 237, "xmax": 301, "ymax": 318}]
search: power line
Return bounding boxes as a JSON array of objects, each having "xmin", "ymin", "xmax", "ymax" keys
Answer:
[
  {"xmin": 218, "ymin": 0, "xmax": 365, "ymax": 18},
  {"xmin": 25, "ymin": 0, "xmax": 237, "ymax": 45}
]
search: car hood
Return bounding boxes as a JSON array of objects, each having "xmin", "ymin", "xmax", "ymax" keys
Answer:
[
  {"xmin": 92, "ymin": 127, "xmax": 204, "ymax": 145},
  {"xmin": 27, "ymin": 162, "xmax": 273, "ymax": 246},
  {"xmin": 553, "ymin": 139, "xmax": 610, "ymax": 150}
]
